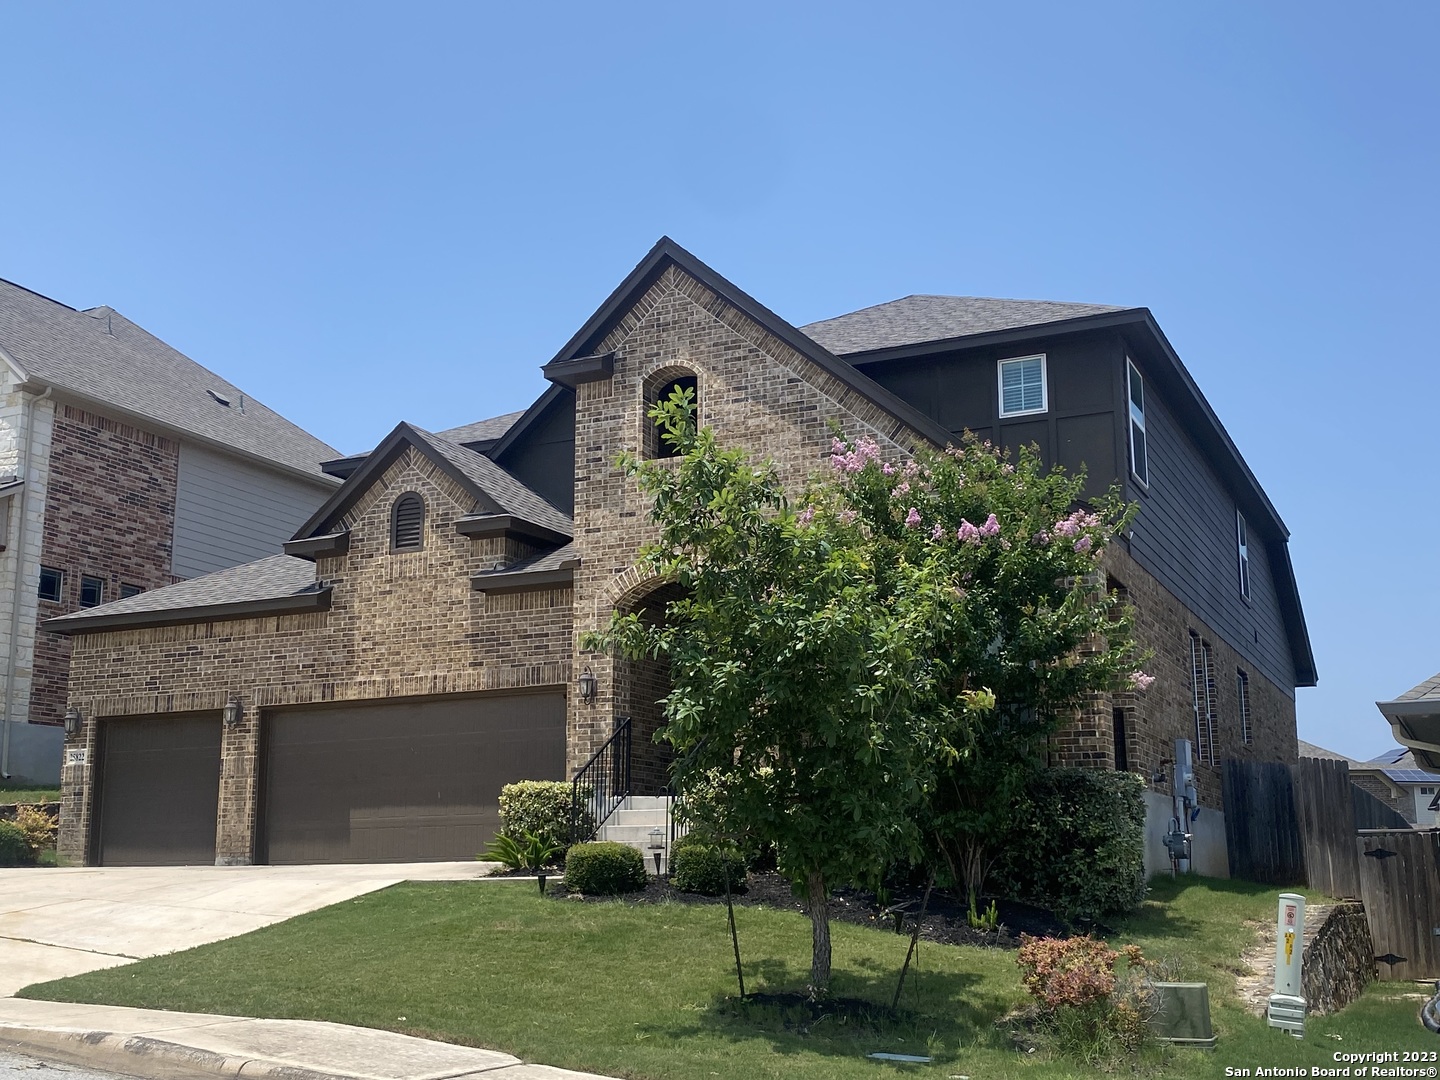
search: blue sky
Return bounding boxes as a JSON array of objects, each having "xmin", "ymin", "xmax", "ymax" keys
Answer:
[{"xmin": 2, "ymin": 2, "xmax": 1435, "ymax": 761}]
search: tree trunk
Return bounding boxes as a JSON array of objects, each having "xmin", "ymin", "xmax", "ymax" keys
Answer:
[{"xmin": 806, "ymin": 868, "xmax": 831, "ymax": 994}]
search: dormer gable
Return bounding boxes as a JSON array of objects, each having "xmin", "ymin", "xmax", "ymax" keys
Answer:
[{"xmin": 284, "ymin": 422, "xmax": 572, "ymax": 561}]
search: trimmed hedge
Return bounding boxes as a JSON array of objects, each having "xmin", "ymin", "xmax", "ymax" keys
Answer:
[
  {"xmin": 0, "ymin": 820, "xmax": 35, "ymax": 867},
  {"xmin": 564, "ymin": 841, "xmax": 647, "ymax": 895},
  {"xmin": 498, "ymin": 781, "xmax": 591, "ymax": 849},
  {"xmin": 671, "ymin": 836, "xmax": 745, "ymax": 896},
  {"xmin": 992, "ymin": 767, "xmax": 1147, "ymax": 925}
]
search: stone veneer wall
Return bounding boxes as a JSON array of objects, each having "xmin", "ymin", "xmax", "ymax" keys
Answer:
[
  {"xmin": 568, "ymin": 264, "xmax": 929, "ymax": 773},
  {"xmin": 1302, "ymin": 902, "xmax": 1374, "ymax": 1015},
  {"xmin": 31, "ymin": 404, "xmax": 180, "ymax": 726},
  {"xmin": 59, "ymin": 445, "xmax": 573, "ymax": 864},
  {"xmin": 1049, "ymin": 544, "xmax": 1298, "ymax": 809}
]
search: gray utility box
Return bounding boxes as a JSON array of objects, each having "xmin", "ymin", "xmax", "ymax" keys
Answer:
[{"xmin": 1149, "ymin": 983, "xmax": 1217, "ymax": 1049}]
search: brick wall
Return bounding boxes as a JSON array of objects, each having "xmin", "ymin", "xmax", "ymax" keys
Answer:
[
  {"xmin": 60, "ymin": 445, "xmax": 572, "ymax": 863},
  {"xmin": 1048, "ymin": 544, "xmax": 1298, "ymax": 809},
  {"xmin": 31, "ymin": 404, "xmax": 178, "ymax": 726},
  {"xmin": 569, "ymin": 263, "xmax": 930, "ymax": 772}
]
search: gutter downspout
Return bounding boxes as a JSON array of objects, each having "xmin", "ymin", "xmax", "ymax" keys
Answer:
[{"xmin": 2, "ymin": 385, "xmax": 51, "ymax": 779}]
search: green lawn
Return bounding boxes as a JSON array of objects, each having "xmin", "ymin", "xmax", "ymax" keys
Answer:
[
  {"xmin": 0, "ymin": 782, "xmax": 60, "ymax": 804},
  {"xmin": 20, "ymin": 876, "xmax": 1435, "ymax": 1079}
]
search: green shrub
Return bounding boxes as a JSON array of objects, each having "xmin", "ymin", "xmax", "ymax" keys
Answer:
[
  {"xmin": 0, "ymin": 820, "xmax": 35, "ymax": 867},
  {"xmin": 992, "ymin": 767, "xmax": 1146, "ymax": 925},
  {"xmin": 12, "ymin": 805, "xmax": 56, "ymax": 857},
  {"xmin": 564, "ymin": 841, "xmax": 647, "ymax": 895},
  {"xmin": 671, "ymin": 839, "xmax": 746, "ymax": 895},
  {"xmin": 497, "ymin": 781, "xmax": 591, "ymax": 849}
]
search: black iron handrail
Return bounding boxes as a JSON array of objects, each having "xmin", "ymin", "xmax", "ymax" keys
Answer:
[{"xmin": 570, "ymin": 715, "xmax": 631, "ymax": 845}]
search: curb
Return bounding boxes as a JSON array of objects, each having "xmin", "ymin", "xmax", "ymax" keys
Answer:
[{"xmin": 1, "ymin": 1026, "xmax": 365, "ymax": 1080}]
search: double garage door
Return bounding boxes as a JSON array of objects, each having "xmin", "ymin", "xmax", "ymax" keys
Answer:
[{"xmin": 94, "ymin": 692, "xmax": 565, "ymax": 866}]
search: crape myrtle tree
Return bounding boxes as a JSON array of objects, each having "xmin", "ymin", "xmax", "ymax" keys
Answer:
[
  {"xmin": 588, "ymin": 391, "xmax": 1146, "ymax": 992},
  {"xmin": 829, "ymin": 432, "xmax": 1148, "ymax": 922}
]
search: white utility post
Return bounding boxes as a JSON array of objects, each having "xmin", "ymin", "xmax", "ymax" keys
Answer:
[{"xmin": 1266, "ymin": 892, "xmax": 1307, "ymax": 1036}]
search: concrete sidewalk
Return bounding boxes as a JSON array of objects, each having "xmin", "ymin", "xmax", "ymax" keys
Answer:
[{"xmin": 0, "ymin": 998, "xmax": 615, "ymax": 1080}]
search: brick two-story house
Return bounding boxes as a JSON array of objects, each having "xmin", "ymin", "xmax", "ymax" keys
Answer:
[
  {"xmin": 47, "ymin": 239, "xmax": 1315, "ymax": 866},
  {"xmin": 0, "ymin": 279, "xmax": 342, "ymax": 784}
]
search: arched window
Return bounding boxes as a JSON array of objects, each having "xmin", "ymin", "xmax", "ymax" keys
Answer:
[
  {"xmin": 644, "ymin": 368, "xmax": 698, "ymax": 459},
  {"xmin": 391, "ymin": 493, "xmax": 425, "ymax": 551}
]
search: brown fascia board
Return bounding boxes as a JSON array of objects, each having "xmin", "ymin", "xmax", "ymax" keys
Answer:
[
  {"xmin": 455, "ymin": 514, "xmax": 570, "ymax": 546},
  {"xmin": 282, "ymin": 531, "xmax": 351, "ymax": 560},
  {"xmin": 545, "ymin": 237, "xmax": 955, "ymax": 449},
  {"xmin": 320, "ymin": 453, "xmax": 367, "ymax": 480},
  {"xmin": 43, "ymin": 588, "xmax": 333, "ymax": 636},
  {"xmin": 471, "ymin": 566, "xmax": 575, "ymax": 594},
  {"xmin": 541, "ymin": 352, "xmax": 615, "ymax": 389}
]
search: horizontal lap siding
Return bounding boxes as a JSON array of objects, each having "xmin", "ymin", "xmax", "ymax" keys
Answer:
[
  {"xmin": 173, "ymin": 443, "xmax": 331, "ymax": 579},
  {"xmin": 1127, "ymin": 383, "xmax": 1296, "ymax": 696}
]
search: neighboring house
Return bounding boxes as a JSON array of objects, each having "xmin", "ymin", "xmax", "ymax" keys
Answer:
[
  {"xmin": 1298, "ymin": 738, "xmax": 1431, "ymax": 825},
  {"xmin": 1377, "ymin": 674, "xmax": 1440, "ymax": 779},
  {"xmin": 46, "ymin": 239, "xmax": 1315, "ymax": 866},
  {"xmin": 0, "ymin": 279, "xmax": 342, "ymax": 784}
]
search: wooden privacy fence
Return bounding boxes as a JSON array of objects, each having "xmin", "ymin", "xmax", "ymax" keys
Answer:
[
  {"xmin": 1221, "ymin": 760, "xmax": 1306, "ymax": 886},
  {"xmin": 1292, "ymin": 757, "xmax": 1363, "ymax": 901},
  {"xmin": 1356, "ymin": 829, "xmax": 1440, "ymax": 981}
]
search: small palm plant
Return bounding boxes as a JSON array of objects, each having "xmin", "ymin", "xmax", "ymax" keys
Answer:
[{"xmin": 480, "ymin": 830, "xmax": 562, "ymax": 871}]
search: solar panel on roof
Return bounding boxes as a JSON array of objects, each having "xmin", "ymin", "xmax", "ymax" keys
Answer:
[{"xmin": 1380, "ymin": 769, "xmax": 1440, "ymax": 783}]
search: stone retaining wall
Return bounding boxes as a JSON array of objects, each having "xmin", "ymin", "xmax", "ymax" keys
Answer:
[{"xmin": 1302, "ymin": 902, "xmax": 1374, "ymax": 1015}]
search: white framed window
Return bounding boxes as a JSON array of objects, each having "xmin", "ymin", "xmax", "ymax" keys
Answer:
[
  {"xmin": 1236, "ymin": 510, "xmax": 1251, "ymax": 600},
  {"xmin": 1237, "ymin": 669, "xmax": 1252, "ymax": 745},
  {"xmin": 997, "ymin": 354, "xmax": 1047, "ymax": 417},
  {"xmin": 1126, "ymin": 358, "xmax": 1148, "ymax": 486}
]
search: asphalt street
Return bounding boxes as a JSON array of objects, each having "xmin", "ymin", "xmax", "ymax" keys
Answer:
[{"xmin": 0, "ymin": 1046, "xmax": 140, "ymax": 1080}]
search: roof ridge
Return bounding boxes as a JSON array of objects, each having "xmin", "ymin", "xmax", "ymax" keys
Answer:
[{"xmin": 0, "ymin": 277, "xmax": 80, "ymax": 313}]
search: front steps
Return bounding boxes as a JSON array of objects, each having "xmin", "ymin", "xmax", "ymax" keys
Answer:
[{"xmin": 595, "ymin": 795, "xmax": 674, "ymax": 874}]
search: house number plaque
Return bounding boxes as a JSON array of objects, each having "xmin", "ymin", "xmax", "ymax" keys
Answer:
[{"xmin": 65, "ymin": 748, "xmax": 87, "ymax": 767}]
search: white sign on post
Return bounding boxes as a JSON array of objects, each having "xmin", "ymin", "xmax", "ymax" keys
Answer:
[{"xmin": 1267, "ymin": 892, "xmax": 1307, "ymax": 1035}]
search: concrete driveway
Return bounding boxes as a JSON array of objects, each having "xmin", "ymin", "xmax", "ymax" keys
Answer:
[{"xmin": 0, "ymin": 862, "xmax": 493, "ymax": 996}]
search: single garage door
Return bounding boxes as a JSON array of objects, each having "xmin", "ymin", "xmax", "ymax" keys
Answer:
[
  {"xmin": 262, "ymin": 692, "xmax": 565, "ymax": 864},
  {"xmin": 95, "ymin": 713, "xmax": 222, "ymax": 866}
]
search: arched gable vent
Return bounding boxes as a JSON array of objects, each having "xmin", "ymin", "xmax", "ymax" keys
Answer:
[
  {"xmin": 391, "ymin": 493, "xmax": 425, "ymax": 551},
  {"xmin": 644, "ymin": 368, "xmax": 698, "ymax": 459}
]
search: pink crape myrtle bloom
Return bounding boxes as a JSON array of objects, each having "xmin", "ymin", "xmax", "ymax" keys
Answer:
[
  {"xmin": 957, "ymin": 519, "xmax": 981, "ymax": 544},
  {"xmin": 979, "ymin": 513, "xmax": 1000, "ymax": 537},
  {"xmin": 904, "ymin": 507, "xmax": 922, "ymax": 529},
  {"xmin": 829, "ymin": 436, "xmax": 883, "ymax": 474},
  {"xmin": 1074, "ymin": 535, "xmax": 1092, "ymax": 554},
  {"xmin": 1128, "ymin": 671, "xmax": 1156, "ymax": 692},
  {"xmin": 796, "ymin": 506, "xmax": 816, "ymax": 526},
  {"xmin": 891, "ymin": 481, "xmax": 911, "ymax": 498},
  {"xmin": 930, "ymin": 523, "xmax": 945, "ymax": 541}
]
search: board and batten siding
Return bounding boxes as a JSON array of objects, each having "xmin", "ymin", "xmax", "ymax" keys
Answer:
[
  {"xmin": 172, "ymin": 443, "xmax": 333, "ymax": 580},
  {"xmin": 1124, "ymin": 369, "xmax": 1296, "ymax": 697}
]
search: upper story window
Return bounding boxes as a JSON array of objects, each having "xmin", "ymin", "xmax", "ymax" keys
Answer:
[
  {"xmin": 391, "ymin": 493, "xmax": 425, "ymax": 551},
  {"xmin": 38, "ymin": 566, "xmax": 63, "ymax": 603},
  {"xmin": 1236, "ymin": 510, "xmax": 1251, "ymax": 600},
  {"xmin": 644, "ymin": 368, "xmax": 698, "ymax": 459},
  {"xmin": 997, "ymin": 354, "xmax": 1046, "ymax": 417},
  {"xmin": 79, "ymin": 575, "xmax": 105, "ymax": 608},
  {"xmin": 120, "ymin": 583, "xmax": 144, "ymax": 599},
  {"xmin": 1126, "ymin": 358, "xmax": 1148, "ymax": 486}
]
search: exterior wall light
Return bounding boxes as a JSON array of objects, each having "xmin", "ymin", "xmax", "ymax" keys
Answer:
[
  {"xmin": 577, "ymin": 667, "xmax": 597, "ymax": 702},
  {"xmin": 64, "ymin": 707, "xmax": 83, "ymax": 737},
  {"xmin": 222, "ymin": 698, "xmax": 243, "ymax": 727}
]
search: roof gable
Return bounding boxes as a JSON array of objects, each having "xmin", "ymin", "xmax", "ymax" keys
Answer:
[
  {"xmin": 544, "ymin": 237, "xmax": 955, "ymax": 449},
  {"xmin": 291, "ymin": 422, "xmax": 572, "ymax": 543}
]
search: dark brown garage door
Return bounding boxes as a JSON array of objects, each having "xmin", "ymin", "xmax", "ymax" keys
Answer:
[
  {"xmin": 262, "ymin": 692, "xmax": 565, "ymax": 864},
  {"xmin": 96, "ymin": 713, "xmax": 222, "ymax": 866}
]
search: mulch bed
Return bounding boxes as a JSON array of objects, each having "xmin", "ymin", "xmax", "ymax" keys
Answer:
[{"xmin": 540, "ymin": 868, "xmax": 1068, "ymax": 949}]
